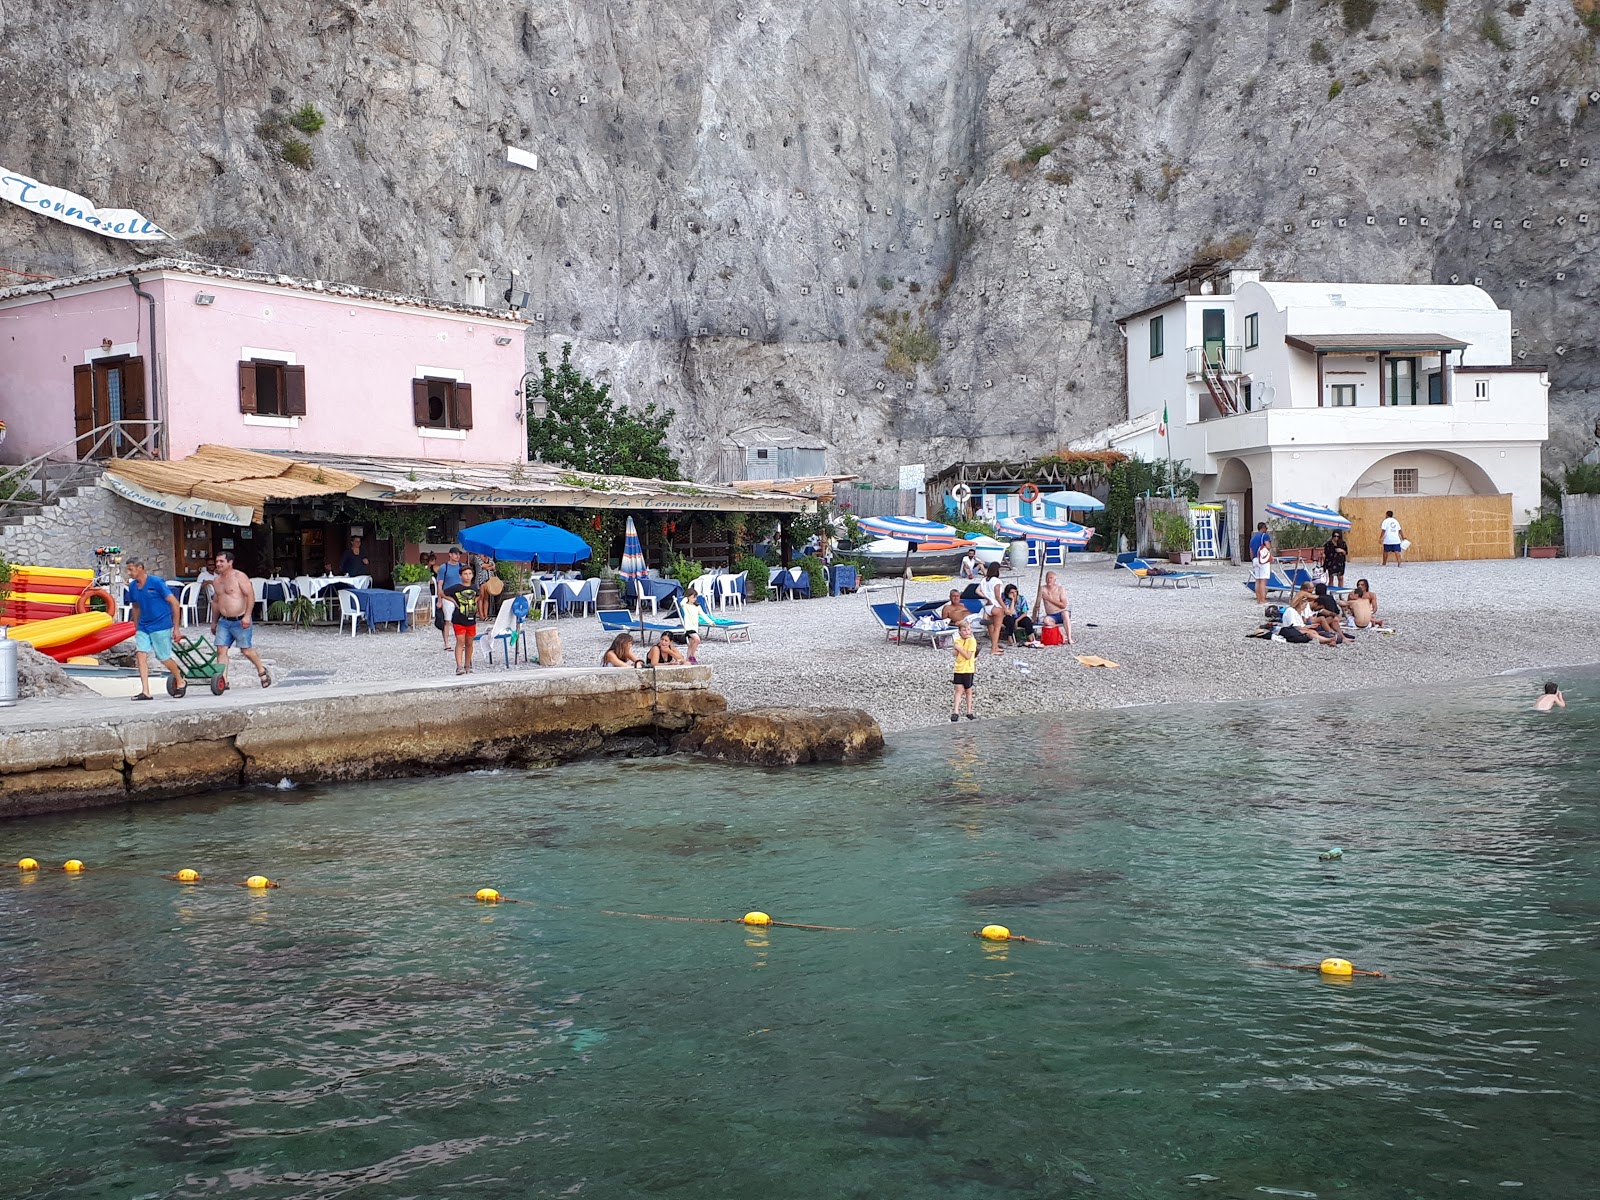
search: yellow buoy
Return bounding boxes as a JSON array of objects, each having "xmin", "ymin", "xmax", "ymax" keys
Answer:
[
  {"xmin": 63, "ymin": 859, "xmax": 85, "ymax": 873},
  {"xmin": 980, "ymin": 924, "xmax": 1012, "ymax": 941},
  {"xmin": 245, "ymin": 874, "xmax": 272, "ymax": 890},
  {"xmin": 1319, "ymin": 957, "xmax": 1354, "ymax": 977},
  {"xmin": 742, "ymin": 911, "xmax": 771, "ymax": 926},
  {"xmin": 17, "ymin": 857, "xmax": 39, "ymax": 871},
  {"xmin": 176, "ymin": 868, "xmax": 201, "ymax": 883},
  {"xmin": 475, "ymin": 888, "xmax": 502, "ymax": 903}
]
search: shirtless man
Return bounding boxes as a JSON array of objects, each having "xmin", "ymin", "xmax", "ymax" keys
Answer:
[
  {"xmin": 210, "ymin": 551, "xmax": 272, "ymax": 688},
  {"xmin": 1534, "ymin": 682, "xmax": 1565, "ymax": 711},
  {"xmin": 939, "ymin": 588, "xmax": 970, "ymax": 626},
  {"xmin": 1037, "ymin": 571, "xmax": 1073, "ymax": 644}
]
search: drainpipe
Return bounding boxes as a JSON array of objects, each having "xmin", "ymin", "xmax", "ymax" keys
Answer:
[{"xmin": 128, "ymin": 274, "xmax": 164, "ymax": 458}]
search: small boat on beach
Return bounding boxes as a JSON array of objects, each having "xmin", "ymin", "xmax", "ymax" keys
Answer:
[{"xmin": 858, "ymin": 536, "xmax": 976, "ymax": 576}]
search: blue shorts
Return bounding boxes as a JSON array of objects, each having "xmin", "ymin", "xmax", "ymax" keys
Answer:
[
  {"xmin": 1383, "ymin": 543, "xmax": 1402, "ymax": 552},
  {"xmin": 215, "ymin": 616, "xmax": 253, "ymax": 649},
  {"xmin": 135, "ymin": 628, "xmax": 174, "ymax": 660}
]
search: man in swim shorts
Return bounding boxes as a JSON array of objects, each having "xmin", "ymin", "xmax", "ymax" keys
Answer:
[
  {"xmin": 1038, "ymin": 571, "xmax": 1073, "ymax": 644},
  {"xmin": 211, "ymin": 551, "xmax": 271, "ymax": 688},
  {"xmin": 1535, "ymin": 682, "xmax": 1565, "ymax": 711},
  {"xmin": 126, "ymin": 557, "xmax": 186, "ymax": 700}
]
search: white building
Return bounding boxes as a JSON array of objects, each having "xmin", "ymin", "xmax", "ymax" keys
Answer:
[{"xmin": 1087, "ymin": 269, "xmax": 1549, "ymax": 527}]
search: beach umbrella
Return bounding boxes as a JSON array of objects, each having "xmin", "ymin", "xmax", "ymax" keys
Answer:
[
  {"xmin": 1041, "ymin": 489, "xmax": 1105, "ymax": 512},
  {"xmin": 997, "ymin": 515, "xmax": 1094, "ymax": 609},
  {"xmin": 1264, "ymin": 501, "xmax": 1351, "ymax": 531},
  {"xmin": 857, "ymin": 514, "xmax": 958, "ymax": 611},
  {"xmin": 458, "ymin": 518, "xmax": 593, "ymax": 565},
  {"xmin": 618, "ymin": 515, "xmax": 651, "ymax": 625}
]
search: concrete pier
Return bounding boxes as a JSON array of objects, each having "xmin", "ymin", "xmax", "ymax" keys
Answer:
[{"xmin": 0, "ymin": 667, "xmax": 724, "ymax": 818}]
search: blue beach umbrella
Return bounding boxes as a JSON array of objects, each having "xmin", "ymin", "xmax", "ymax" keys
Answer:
[
  {"xmin": 458, "ymin": 518, "xmax": 593, "ymax": 565},
  {"xmin": 1040, "ymin": 489, "xmax": 1105, "ymax": 512},
  {"xmin": 857, "ymin": 515, "xmax": 959, "ymax": 610},
  {"xmin": 1264, "ymin": 500, "xmax": 1351, "ymax": 531},
  {"xmin": 997, "ymin": 515, "xmax": 1094, "ymax": 604}
]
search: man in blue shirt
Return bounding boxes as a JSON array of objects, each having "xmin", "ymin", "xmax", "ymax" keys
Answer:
[
  {"xmin": 126, "ymin": 557, "xmax": 186, "ymax": 700},
  {"xmin": 1248, "ymin": 522, "xmax": 1274, "ymax": 604},
  {"xmin": 433, "ymin": 547, "xmax": 465, "ymax": 650}
]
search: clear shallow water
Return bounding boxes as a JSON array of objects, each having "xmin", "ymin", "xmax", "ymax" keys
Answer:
[{"xmin": 2, "ymin": 672, "xmax": 1598, "ymax": 1200}]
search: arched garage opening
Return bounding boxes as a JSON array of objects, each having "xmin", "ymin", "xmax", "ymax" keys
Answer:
[{"xmin": 1345, "ymin": 451, "xmax": 1499, "ymax": 501}]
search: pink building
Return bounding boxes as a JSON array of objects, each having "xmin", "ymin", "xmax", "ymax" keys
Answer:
[{"xmin": 0, "ymin": 260, "xmax": 530, "ymax": 466}]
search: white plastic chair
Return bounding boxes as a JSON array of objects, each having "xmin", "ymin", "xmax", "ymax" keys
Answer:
[
  {"xmin": 250, "ymin": 576, "xmax": 268, "ymax": 620},
  {"xmin": 567, "ymin": 578, "xmax": 599, "ymax": 617},
  {"xmin": 338, "ymin": 588, "xmax": 366, "ymax": 637},
  {"xmin": 535, "ymin": 579, "xmax": 561, "ymax": 620},
  {"xmin": 399, "ymin": 583, "xmax": 426, "ymax": 621},
  {"xmin": 716, "ymin": 573, "xmax": 746, "ymax": 610},
  {"xmin": 177, "ymin": 582, "xmax": 200, "ymax": 628}
]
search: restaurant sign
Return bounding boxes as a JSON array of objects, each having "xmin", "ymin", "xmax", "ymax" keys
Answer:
[
  {"xmin": 348, "ymin": 483, "xmax": 809, "ymax": 513},
  {"xmin": 101, "ymin": 473, "xmax": 255, "ymax": 526},
  {"xmin": 1, "ymin": 168, "xmax": 169, "ymax": 241}
]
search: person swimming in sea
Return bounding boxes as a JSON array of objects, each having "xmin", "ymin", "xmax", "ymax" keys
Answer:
[{"xmin": 1534, "ymin": 682, "xmax": 1565, "ymax": 711}]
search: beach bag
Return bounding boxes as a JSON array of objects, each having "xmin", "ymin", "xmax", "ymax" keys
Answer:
[
  {"xmin": 1040, "ymin": 624, "xmax": 1065, "ymax": 647},
  {"xmin": 1400, "ymin": 538, "xmax": 1412, "ymax": 552}
]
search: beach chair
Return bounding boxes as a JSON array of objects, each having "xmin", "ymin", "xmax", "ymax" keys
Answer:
[
  {"xmin": 869, "ymin": 602, "xmax": 952, "ymax": 648},
  {"xmin": 599, "ymin": 609, "xmax": 682, "ymax": 636},
  {"xmin": 1286, "ymin": 567, "xmax": 1352, "ymax": 598},
  {"xmin": 338, "ymin": 589, "xmax": 366, "ymax": 636},
  {"xmin": 1126, "ymin": 558, "xmax": 1214, "ymax": 588},
  {"xmin": 694, "ymin": 610, "xmax": 751, "ymax": 643},
  {"xmin": 1239, "ymin": 567, "xmax": 1299, "ymax": 599}
]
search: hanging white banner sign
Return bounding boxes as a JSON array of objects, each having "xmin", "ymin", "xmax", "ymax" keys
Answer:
[{"xmin": 0, "ymin": 168, "xmax": 169, "ymax": 241}]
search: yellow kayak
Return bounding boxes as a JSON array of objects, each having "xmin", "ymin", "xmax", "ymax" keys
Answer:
[
  {"xmin": 13, "ymin": 565, "xmax": 95, "ymax": 581},
  {"xmin": 8, "ymin": 612, "xmax": 113, "ymax": 650}
]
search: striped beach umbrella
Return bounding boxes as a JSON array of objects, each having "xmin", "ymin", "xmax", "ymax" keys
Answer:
[
  {"xmin": 997, "ymin": 515, "xmax": 1095, "ymax": 607},
  {"xmin": 856, "ymin": 515, "xmax": 958, "ymax": 610},
  {"xmin": 619, "ymin": 516, "xmax": 649, "ymax": 619},
  {"xmin": 1264, "ymin": 501, "xmax": 1351, "ymax": 530}
]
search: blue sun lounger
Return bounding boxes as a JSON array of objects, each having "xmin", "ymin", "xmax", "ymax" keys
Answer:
[
  {"xmin": 1126, "ymin": 557, "xmax": 1215, "ymax": 588},
  {"xmin": 870, "ymin": 602, "xmax": 954, "ymax": 647}
]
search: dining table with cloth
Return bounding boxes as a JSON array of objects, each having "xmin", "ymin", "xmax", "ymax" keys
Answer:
[{"xmin": 352, "ymin": 588, "xmax": 410, "ymax": 631}]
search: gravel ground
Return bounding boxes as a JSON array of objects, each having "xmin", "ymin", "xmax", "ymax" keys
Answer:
[{"xmin": 229, "ymin": 556, "xmax": 1600, "ymax": 734}]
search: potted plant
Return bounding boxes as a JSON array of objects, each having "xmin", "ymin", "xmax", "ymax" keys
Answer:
[
  {"xmin": 1150, "ymin": 508, "xmax": 1195, "ymax": 564},
  {"xmin": 1520, "ymin": 512, "xmax": 1563, "ymax": 558}
]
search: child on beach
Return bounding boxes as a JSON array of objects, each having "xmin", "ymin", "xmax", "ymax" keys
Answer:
[
  {"xmin": 951, "ymin": 619, "xmax": 977, "ymax": 721},
  {"xmin": 1535, "ymin": 682, "xmax": 1565, "ymax": 711}
]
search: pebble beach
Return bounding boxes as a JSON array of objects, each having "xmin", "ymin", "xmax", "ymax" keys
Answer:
[{"xmin": 220, "ymin": 555, "xmax": 1599, "ymax": 734}]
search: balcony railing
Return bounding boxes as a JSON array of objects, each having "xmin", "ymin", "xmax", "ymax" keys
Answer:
[
  {"xmin": 1186, "ymin": 344, "xmax": 1243, "ymax": 377},
  {"xmin": 0, "ymin": 420, "xmax": 163, "ymax": 521}
]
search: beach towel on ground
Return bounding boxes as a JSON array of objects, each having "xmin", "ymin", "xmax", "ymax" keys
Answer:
[{"xmin": 1074, "ymin": 655, "xmax": 1119, "ymax": 668}]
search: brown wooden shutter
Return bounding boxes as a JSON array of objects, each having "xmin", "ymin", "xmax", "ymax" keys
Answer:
[
  {"xmin": 412, "ymin": 378, "xmax": 430, "ymax": 426},
  {"xmin": 450, "ymin": 381, "xmax": 473, "ymax": 430},
  {"xmin": 283, "ymin": 364, "xmax": 307, "ymax": 416},
  {"xmin": 238, "ymin": 360, "xmax": 258, "ymax": 413},
  {"xmin": 74, "ymin": 364, "xmax": 95, "ymax": 457},
  {"xmin": 121, "ymin": 357, "xmax": 147, "ymax": 422}
]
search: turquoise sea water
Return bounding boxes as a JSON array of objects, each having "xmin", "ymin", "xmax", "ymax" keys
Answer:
[{"xmin": 2, "ymin": 670, "xmax": 1598, "ymax": 1199}]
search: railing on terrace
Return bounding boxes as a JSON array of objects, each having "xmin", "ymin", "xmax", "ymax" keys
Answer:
[
  {"xmin": 1185, "ymin": 345, "xmax": 1242, "ymax": 377},
  {"xmin": 0, "ymin": 420, "xmax": 163, "ymax": 520}
]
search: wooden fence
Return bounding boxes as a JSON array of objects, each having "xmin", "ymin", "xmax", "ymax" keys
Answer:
[
  {"xmin": 1339, "ymin": 494, "xmax": 1512, "ymax": 561},
  {"xmin": 1562, "ymin": 494, "xmax": 1600, "ymax": 557}
]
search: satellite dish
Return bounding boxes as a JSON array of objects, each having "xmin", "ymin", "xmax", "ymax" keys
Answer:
[{"xmin": 1255, "ymin": 384, "xmax": 1277, "ymax": 408}]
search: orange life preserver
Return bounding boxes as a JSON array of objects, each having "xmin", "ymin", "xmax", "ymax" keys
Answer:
[
  {"xmin": 75, "ymin": 587, "xmax": 117, "ymax": 615},
  {"xmin": 1018, "ymin": 483, "xmax": 1041, "ymax": 504}
]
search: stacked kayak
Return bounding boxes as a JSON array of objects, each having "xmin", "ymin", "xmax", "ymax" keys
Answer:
[{"xmin": 3, "ymin": 566, "xmax": 134, "ymax": 662}]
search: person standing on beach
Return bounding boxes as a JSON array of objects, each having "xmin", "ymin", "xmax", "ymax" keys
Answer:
[
  {"xmin": 1323, "ymin": 530, "xmax": 1349, "ymax": 588},
  {"xmin": 1535, "ymin": 682, "xmax": 1566, "ymax": 711},
  {"xmin": 1250, "ymin": 522, "xmax": 1274, "ymax": 603},
  {"xmin": 446, "ymin": 564, "xmax": 480, "ymax": 674},
  {"xmin": 125, "ymin": 557, "xmax": 186, "ymax": 700},
  {"xmin": 338, "ymin": 535, "xmax": 371, "ymax": 578},
  {"xmin": 950, "ymin": 619, "xmax": 977, "ymax": 720},
  {"xmin": 434, "ymin": 548, "xmax": 465, "ymax": 650},
  {"xmin": 1380, "ymin": 511, "xmax": 1405, "ymax": 567},
  {"xmin": 210, "ymin": 551, "xmax": 271, "ymax": 689},
  {"xmin": 976, "ymin": 562, "xmax": 1007, "ymax": 655},
  {"xmin": 1038, "ymin": 571, "xmax": 1073, "ymax": 644}
]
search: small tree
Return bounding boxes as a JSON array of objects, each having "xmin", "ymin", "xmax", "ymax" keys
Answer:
[{"xmin": 526, "ymin": 343, "xmax": 680, "ymax": 479}]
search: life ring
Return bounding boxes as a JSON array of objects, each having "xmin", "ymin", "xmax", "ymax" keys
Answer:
[
  {"xmin": 75, "ymin": 587, "xmax": 116, "ymax": 615},
  {"xmin": 950, "ymin": 482, "xmax": 972, "ymax": 504},
  {"xmin": 1018, "ymin": 483, "xmax": 1041, "ymax": 504}
]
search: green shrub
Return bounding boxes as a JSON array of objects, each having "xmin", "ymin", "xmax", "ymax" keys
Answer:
[
  {"xmin": 1492, "ymin": 110, "xmax": 1517, "ymax": 137},
  {"xmin": 1563, "ymin": 462, "xmax": 1600, "ymax": 494},
  {"xmin": 1328, "ymin": 79, "xmax": 1345, "ymax": 100},
  {"xmin": 1418, "ymin": 0, "xmax": 1446, "ymax": 16},
  {"xmin": 393, "ymin": 562, "xmax": 433, "ymax": 586},
  {"xmin": 1149, "ymin": 508, "xmax": 1195, "ymax": 553},
  {"xmin": 0, "ymin": 551, "xmax": 12, "ymax": 599},
  {"xmin": 1268, "ymin": 519, "xmax": 1334, "ymax": 548},
  {"xmin": 796, "ymin": 553, "xmax": 827, "ymax": 598},
  {"xmin": 279, "ymin": 138, "xmax": 313, "ymax": 169},
  {"xmin": 1024, "ymin": 143, "xmax": 1052, "ymax": 163},
  {"xmin": 1478, "ymin": 9, "xmax": 1507, "ymax": 47},
  {"xmin": 1342, "ymin": 0, "xmax": 1379, "ymax": 30},
  {"xmin": 289, "ymin": 103, "xmax": 326, "ymax": 134},
  {"xmin": 495, "ymin": 560, "xmax": 531, "ymax": 594},
  {"xmin": 665, "ymin": 552, "xmax": 706, "ymax": 593},
  {"xmin": 1519, "ymin": 512, "xmax": 1564, "ymax": 548},
  {"xmin": 1310, "ymin": 40, "xmax": 1331, "ymax": 63},
  {"xmin": 733, "ymin": 553, "xmax": 769, "ymax": 602}
]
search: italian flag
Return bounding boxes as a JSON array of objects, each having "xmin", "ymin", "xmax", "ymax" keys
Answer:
[{"xmin": 1158, "ymin": 402, "xmax": 1168, "ymax": 437}]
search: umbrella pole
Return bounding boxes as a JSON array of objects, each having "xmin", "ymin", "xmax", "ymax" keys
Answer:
[
  {"xmin": 898, "ymin": 544, "xmax": 911, "ymax": 615},
  {"xmin": 1035, "ymin": 547, "xmax": 1046, "ymax": 613}
]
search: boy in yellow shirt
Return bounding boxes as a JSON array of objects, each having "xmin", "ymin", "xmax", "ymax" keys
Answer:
[{"xmin": 951, "ymin": 619, "xmax": 977, "ymax": 721}]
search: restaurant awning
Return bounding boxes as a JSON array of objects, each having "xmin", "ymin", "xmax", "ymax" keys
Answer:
[
  {"xmin": 1284, "ymin": 333, "xmax": 1470, "ymax": 354},
  {"xmin": 102, "ymin": 445, "xmax": 818, "ymax": 523}
]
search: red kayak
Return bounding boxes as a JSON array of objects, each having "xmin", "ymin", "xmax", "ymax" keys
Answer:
[
  {"xmin": 48, "ymin": 622, "xmax": 137, "ymax": 662},
  {"xmin": 3, "ymin": 601, "xmax": 81, "ymax": 622}
]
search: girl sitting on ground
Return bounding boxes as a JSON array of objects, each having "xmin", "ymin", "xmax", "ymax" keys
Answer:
[
  {"xmin": 1000, "ymin": 584, "xmax": 1039, "ymax": 647},
  {"xmin": 602, "ymin": 632, "xmax": 642, "ymax": 668}
]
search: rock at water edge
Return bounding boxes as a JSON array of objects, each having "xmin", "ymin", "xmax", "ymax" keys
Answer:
[{"xmin": 676, "ymin": 706, "xmax": 884, "ymax": 766}]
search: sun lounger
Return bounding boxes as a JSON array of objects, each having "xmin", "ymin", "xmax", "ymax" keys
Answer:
[
  {"xmin": 1239, "ymin": 568, "xmax": 1299, "ymax": 598},
  {"xmin": 869, "ymin": 602, "xmax": 954, "ymax": 647},
  {"xmin": 599, "ymin": 609, "xmax": 682, "ymax": 635},
  {"xmin": 1126, "ymin": 558, "xmax": 1216, "ymax": 588}
]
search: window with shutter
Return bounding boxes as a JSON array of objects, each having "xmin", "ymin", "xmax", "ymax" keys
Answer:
[
  {"xmin": 412, "ymin": 379, "xmax": 431, "ymax": 426},
  {"xmin": 121, "ymin": 357, "xmax": 148, "ymax": 422},
  {"xmin": 238, "ymin": 360, "xmax": 258, "ymax": 414},
  {"xmin": 450, "ymin": 381, "xmax": 473, "ymax": 430},
  {"xmin": 283, "ymin": 364, "xmax": 307, "ymax": 416}
]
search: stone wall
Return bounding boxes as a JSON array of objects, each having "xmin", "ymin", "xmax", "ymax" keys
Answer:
[{"xmin": 0, "ymin": 482, "xmax": 173, "ymax": 575}]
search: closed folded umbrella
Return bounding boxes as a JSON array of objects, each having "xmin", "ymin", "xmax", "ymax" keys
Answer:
[
  {"xmin": 1263, "ymin": 501, "xmax": 1351, "ymax": 531},
  {"xmin": 997, "ymin": 515, "xmax": 1094, "ymax": 607},
  {"xmin": 858, "ymin": 515, "xmax": 958, "ymax": 612}
]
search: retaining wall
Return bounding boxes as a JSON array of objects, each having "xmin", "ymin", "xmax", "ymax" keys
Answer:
[{"xmin": 1, "ymin": 481, "xmax": 174, "ymax": 574}]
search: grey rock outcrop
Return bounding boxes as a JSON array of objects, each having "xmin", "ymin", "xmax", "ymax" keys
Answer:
[
  {"xmin": 677, "ymin": 705, "xmax": 885, "ymax": 765},
  {"xmin": 1, "ymin": 0, "xmax": 1595, "ymax": 475}
]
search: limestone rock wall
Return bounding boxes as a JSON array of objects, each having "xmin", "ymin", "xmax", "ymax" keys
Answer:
[
  {"xmin": 1, "ymin": 0, "xmax": 1596, "ymax": 479},
  {"xmin": 0, "ymin": 484, "xmax": 173, "ymax": 575}
]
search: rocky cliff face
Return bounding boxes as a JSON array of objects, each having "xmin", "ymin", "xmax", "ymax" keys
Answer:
[{"xmin": 2, "ymin": 0, "xmax": 1595, "ymax": 479}]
